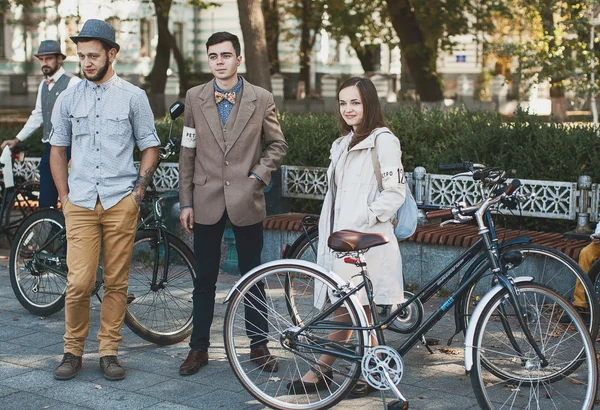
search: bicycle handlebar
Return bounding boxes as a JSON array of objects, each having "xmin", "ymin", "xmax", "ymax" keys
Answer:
[
  {"xmin": 504, "ymin": 179, "xmax": 521, "ymax": 196},
  {"xmin": 438, "ymin": 162, "xmax": 486, "ymax": 172},
  {"xmin": 426, "ymin": 208, "xmax": 453, "ymax": 219}
]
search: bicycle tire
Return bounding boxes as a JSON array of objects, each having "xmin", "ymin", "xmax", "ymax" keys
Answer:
[
  {"xmin": 470, "ymin": 283, "xmax": 597, "ymax": 409},
  {"xmin": 224, "ymin": 263, "xmax": 364, "ymax": 410},
  {"xmin": 461, "ymin": 244, "xmax": 599, "ymax": 340},
  {"xmin": 124, "ymin": 229, "xmax": 196, "ymax": 345},
  {"xmin": 585, "ymin": 257, "xmax": 600, "ymax": 312},
  {"xmin": 9, "ymin": 209, "xmax": 66, "ymax": 316},
  {"xmin": 4, "ymin": 180, "xmax": 40, "ymax": 240},
  {"xmin": 287, "ymin": 226, "xmax": 318, "ymax": 263}
]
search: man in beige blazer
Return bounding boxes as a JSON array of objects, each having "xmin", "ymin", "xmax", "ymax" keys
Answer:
[{"xmin": 178, "ymin": 32, "xmax": 288, "ymax": 376}]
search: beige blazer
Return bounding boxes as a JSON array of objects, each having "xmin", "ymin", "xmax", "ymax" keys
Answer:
[{"xmin": 178, "ymin": 78, "xmax": 288, "ymax": 226}]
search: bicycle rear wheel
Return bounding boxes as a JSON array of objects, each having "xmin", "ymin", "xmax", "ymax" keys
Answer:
[
  {"xmin": 462, "ymin": 244, "xmax": 599, "ymax": 339},
  {"xmin": 224, "ymin": 264, "xmax": 364, "ymax": 410},
  {"xmin": 470, "ymin": 283, "xmax": 597, "ymax": 409},
  {"xmin": 124, "ymin": 229, "xmax": 195, "ymax": 345},
  {"xmin": 287, "ymin": 227, "xmax": 318, "ymax": 263},
  {"xmin": 9, "ymin": 209, "xmax": 66, "ymax": 316}
]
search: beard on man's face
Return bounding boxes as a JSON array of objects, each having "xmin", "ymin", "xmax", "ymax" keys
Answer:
[
  {"xmin": 41, "ymin": 61, "xmax": 58, "ymax": 77},
  {"xmin": 83, "ymin": 58, "xmax": 110, "ymax": 82}
]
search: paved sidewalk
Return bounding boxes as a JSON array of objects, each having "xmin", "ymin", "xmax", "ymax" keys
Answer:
[{"xmin": 0, "ymin": 266, "xmax": 489, "ymax": 410}]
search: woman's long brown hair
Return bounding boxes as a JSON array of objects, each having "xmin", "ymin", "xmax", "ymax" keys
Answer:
[{"xmin": 337, "ymin": 77, "xmax": 389, "ymax": 148}]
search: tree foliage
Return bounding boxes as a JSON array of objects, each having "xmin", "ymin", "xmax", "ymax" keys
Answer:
[{"xmin": 323, "ymin": 0, "xmax": 397, "ymax": 73}]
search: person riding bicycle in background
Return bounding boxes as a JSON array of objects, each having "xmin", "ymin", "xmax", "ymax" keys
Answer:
[
  {"xmin": 49, "ymin": 19, "xmax": 160, "ymax": 382},
  {"xmin": 288, "ymin": 77, "xmax": 406, "ymax": 398},
  {"xmin": 1, "ymin": 40, "xmax": 80, "ymax": 208}
]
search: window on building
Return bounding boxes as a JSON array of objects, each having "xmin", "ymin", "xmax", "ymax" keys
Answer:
[
  {"xmin": 140, "ymin": 19, "xmax": 152, "ymax": 58},
  {"xmin": 65, "ymin": 16, "xmax": 79, "ymax": 57},
  {"xmin": 106, "ymin": 17, "xmax": 121, "ymax": 45},
  {"xmin": 173, "ymin": 22, "xmax": 184, "ymax": 53}
]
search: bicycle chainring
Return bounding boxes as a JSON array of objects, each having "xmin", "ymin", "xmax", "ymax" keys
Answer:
[{"xmin": 361, "ymin": 346, "xmax": 404, "ymax": 390}]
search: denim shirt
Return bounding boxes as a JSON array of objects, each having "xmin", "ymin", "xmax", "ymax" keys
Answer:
[{"xmin": 50, "ymin": 74, "xmax": 160, "ymax": 210}]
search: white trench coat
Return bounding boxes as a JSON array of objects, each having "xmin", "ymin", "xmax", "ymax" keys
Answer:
[{"xmin": 315, "ymin": 127, "xmax": 406, "ymax": 308}]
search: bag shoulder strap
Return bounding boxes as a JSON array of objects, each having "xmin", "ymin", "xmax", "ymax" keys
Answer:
[{"xmin": 371, "ymin": 129, "xmax": 391, "ymax": 192}]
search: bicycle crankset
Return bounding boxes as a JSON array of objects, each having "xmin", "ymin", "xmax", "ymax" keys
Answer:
[{"xmin": 361, "ymin": 345, "xmax": 404, "ymax": 390}]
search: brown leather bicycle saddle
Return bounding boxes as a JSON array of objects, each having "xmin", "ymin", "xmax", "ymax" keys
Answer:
[{"xmin": 327, "ymin": 230, "xmax": 389, "ymax": 252}]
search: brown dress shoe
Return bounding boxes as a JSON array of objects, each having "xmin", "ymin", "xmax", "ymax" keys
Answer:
[
  {"xmin": 250, "ymin": 345, "xmax": 278, "ymax": 372},
  {"xmin": 179, "ymin": 349, "xmax": 208, "ymax": 376}
]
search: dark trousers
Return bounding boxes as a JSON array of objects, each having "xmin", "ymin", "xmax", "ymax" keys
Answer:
[
  {"xmin": 190, "ymin": 211, "xmax": 268, "ymax": 352},
  {"xmin": 39, "ymin": 143, "xmax": 70, "ymax": 208}
]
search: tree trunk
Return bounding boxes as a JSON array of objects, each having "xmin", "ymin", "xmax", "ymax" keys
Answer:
[
  {"xmin": 298, "ymin": 0, "xmax": 317, "ymax": 99},
  {"xmin": 351, "ymin": 41, "xmax": 376, "ymax": 73},
  {"xmin": 238, "ymin": 0, "xmax": 272, "ymax": 91},
  {"xmin": 540, "ymin": 2, "xmax": 568, "ymax": 122},
  {"xmin": 165, "ymin": 30, "xmax": 189, "ymax": 96},
  {"xmin": 385, "ymin": 0, "xmax": 443, "ymax": 103},
  {"xmin": 550, "ymin": 82, "xmax": 570, "ymax": 122},
  {"xmin": 146, "ymin": 0, "xmax": 173, "ymax": 116},
  {"xmin": 262, "ymin": 0, "xmax": 280, "ymax": 74}
]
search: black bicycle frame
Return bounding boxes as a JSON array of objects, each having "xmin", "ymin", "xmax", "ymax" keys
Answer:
[{"xmin": 290, "ymin": 211, "xmax": 548, "ymax": 366}]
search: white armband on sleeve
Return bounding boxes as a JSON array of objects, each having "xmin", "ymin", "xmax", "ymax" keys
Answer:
[
  {"xmin": 381, "ymin": 166, "xmax": 405, "ymax": 189},
  {"xmin": 182, "ymin": 126, "xmax": 196, "ymax": 148}
]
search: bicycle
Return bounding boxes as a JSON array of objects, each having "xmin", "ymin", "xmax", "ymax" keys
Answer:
[
  {"xmin": 8, "ymin": 101, "xmax": 196, "ymax": 346},
  {"xmin": 284, "ymin": 165, "xmax": 600, "ymax": 339},
  {"xmin": 0, "ymin": 144, "xmax": 40, "ymax": 242},
  {"xmin": 223, "ymin": 167, "xmax": 598, "ymax": 409}
]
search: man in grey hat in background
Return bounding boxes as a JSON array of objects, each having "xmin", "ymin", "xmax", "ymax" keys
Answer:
[
  {"xmin": 50, "ymin": 19, "xmax": 160, "ymax": 381},
  {"xmin": 1, "ymin": 40, "xmax": 80, "ymax": 208}
]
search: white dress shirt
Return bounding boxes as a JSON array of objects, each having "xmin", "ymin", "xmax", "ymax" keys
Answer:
[{"xmin": 15, "ymin": 67, "xmax": 81, "ymax": 142}]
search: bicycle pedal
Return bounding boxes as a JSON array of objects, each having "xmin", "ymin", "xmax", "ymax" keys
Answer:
[
  {"xmin": 425, "ymin": 338, "xmax": 440, "ymax": 346},
  {"xmin": 127, "ymin": 294, "xmax": 136, "ymax": 304},
  {"xmin": 387, "ymin": 399, "xmax": 409, "ymax": 410}
]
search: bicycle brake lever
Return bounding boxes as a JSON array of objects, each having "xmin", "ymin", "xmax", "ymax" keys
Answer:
[{"xmin": 440, "ymin": 215, "xmax": 473, "ymax": 226}]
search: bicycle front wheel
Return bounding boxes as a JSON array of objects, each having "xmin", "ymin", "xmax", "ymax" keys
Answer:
[
  {"xmin": 463, "ymin": 244, "xmax": 599, "ymax": 339},
  {"xmin": 9, "ymin": 209, "xmax": 66, "ymax": 316},
  {"xmin": 470, "ymin": 283, "xmax": 597, "ymax": 410},
  {"xmin": 224, "ymin": 264, "xmax": 364, "ymax": 410},
  {"xmin": 124, "ymin": 229, "xmax": 195, "ymax": 345}
]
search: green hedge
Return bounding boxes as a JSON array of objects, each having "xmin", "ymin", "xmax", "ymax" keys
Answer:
[
  {"xmin": 278, "ymin": 108, "xmax": 600, "ymax": 231},
  {"xmin": 5, "ymin": 109, "xmax": 597, "ymax": 232}
]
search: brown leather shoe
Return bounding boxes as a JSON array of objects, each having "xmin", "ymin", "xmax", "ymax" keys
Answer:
[
  {"xmin": 250, "ymin": 345, "xmax": 278, "ymax": 372},
  {"xmin": 179, "ymin": 349, "xmax": 208, "ymax": 376}
]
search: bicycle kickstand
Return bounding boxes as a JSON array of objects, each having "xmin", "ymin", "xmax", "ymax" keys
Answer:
[{"xmin": 382, "ymin": 371, "xmax": 409, "ymax": 410}]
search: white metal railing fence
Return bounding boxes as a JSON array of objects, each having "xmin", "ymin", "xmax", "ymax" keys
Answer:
[{"xmin": 14, "ymin": 159, "xmax": 597, "ymax": 231}]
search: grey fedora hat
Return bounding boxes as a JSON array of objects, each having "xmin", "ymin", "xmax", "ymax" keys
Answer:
[
  {"xmin": 34, "ymin": 40, "xmax": 67, "ymax": 59},
  {"xmin": 70, "ymin": 19, "xmax": 120, "ymax": 52}
]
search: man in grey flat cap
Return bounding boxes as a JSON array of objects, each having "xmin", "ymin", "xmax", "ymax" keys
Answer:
[
  {"xmin": 50, "ymin": 19, "xmax": 160, "ymax": 382},
  {"xmin": 1, "ymin": 40, "xmax": 80, "ymax": 208}
]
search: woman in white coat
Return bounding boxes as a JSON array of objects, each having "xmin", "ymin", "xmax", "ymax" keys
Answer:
[{"xmin": 288, "ymin": 77, "xmax": 407, "ymax": 396}]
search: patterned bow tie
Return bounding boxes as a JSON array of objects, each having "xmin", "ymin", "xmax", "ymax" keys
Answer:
[
  {"xmin": 44, "ymin": 78, "xmax": 54, "ymax": 86},
  {"xmin": 215, "ymin": 91, "xmax": 236, "ymax": 104}
]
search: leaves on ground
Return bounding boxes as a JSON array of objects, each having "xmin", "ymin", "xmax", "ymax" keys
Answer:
[{"xmin": 438, "ymin": 347, "xmax": 460, "ymax": 355}]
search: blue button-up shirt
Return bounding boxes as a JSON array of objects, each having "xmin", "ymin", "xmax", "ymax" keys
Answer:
[
  {"xmin": 50, "ymin": 74, "xmax": 160, "ymax": 210},
  {"xmin": 215, "ymin": 76, "xmax": 242, "ymax": 125}
]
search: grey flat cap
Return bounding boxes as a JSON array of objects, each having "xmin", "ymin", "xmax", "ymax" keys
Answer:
[
  {"xmin": 34, "ymin": 40, "xmax": 66, "ymax": 59},
  {"xmin": 70, "ymin": 19, "xmax": 120, "ymax": 52}
]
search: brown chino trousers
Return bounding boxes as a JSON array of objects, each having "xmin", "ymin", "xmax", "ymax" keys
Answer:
[{"xmin": 62, "ymin": 194, "xmax": 139, "ymax": 356}]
